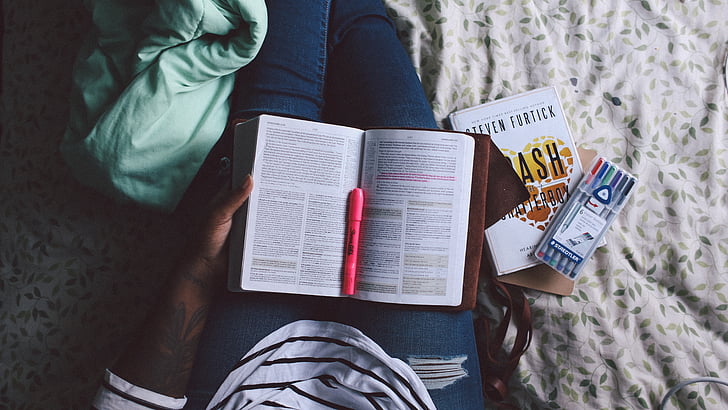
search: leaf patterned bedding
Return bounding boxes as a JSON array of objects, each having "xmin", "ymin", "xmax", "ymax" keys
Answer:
[
  {"xmin": 2, "ymin": 0, "xmax": 727, "ymax": 408},
  {"xmin": 383, "ymin": 0, "xmax": 728, "ymax": 408}
]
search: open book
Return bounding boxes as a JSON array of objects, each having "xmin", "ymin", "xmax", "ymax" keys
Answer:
[{"xmin": 228, "ymin": 115, "xmax": 491, "ymax": 309}]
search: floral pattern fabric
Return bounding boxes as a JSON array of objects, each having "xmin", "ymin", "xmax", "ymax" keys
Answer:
[
  {"xmin": 383, "ymin": 0, "xmax": 728, "ymax": 408},
  {"xmin": 2, "ymin": 0, "xmax": 728, "ymax": 408}
]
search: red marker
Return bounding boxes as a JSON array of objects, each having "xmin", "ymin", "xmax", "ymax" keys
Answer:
[
  {"xmin": 343, "ymin": 188, "xmax": 364, "ymax": 295},
  {"xmin": 584, "ymin": 157, "xmax": 604, "ymax": 186}
]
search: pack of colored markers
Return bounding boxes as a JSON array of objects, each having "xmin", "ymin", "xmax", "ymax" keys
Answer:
[{"xmin": 535, "ymin": 157, "xmax": 638, "ymax": 279}]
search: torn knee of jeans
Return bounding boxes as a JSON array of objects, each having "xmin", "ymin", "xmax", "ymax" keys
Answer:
[{"xmin": 406, "ymin": 355, "xmax": 469, "ymax": 390}]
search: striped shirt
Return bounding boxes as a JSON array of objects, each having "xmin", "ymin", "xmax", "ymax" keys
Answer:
[{"xmin": 93, "ymin": 320, "xmax": 436, "ymax": 409}]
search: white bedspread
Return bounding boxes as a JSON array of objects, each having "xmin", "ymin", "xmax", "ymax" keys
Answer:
[{"xmin": 384, "ymin": 0, "xmax": 728, "ymax": 407}]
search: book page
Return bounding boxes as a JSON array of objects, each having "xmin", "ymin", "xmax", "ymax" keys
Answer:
[
  {"xmin": 239, "ymin": 115, "xmax": 364, "ymax": 296},
  {"xmin": 356, "ymin": 129, "xmax": 474, "ymax": 306}
]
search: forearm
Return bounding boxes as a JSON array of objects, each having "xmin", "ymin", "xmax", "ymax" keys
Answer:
[
  {"xmin": 111, "ymin": 258, "xmax": 218, "ymax": 398},
  {"xmin": 109, "ymin": 175, "xmax": 252, "ymax": 399}
]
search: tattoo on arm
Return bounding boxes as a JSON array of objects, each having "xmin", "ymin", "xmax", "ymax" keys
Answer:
[
  {"xmin": 181, "ymin": 271, "xmax": 210, "ymax": 290},
  {"xmin": 113, "ymin": 261, "xmax": 223, "ymax": 398},
  {"xmin": 138, "ymin": 302, "xmax": 208, "ymax": 396},
  {"xmin": 115, "ymin": 300, "xmax": 211, "ymax": 398}
]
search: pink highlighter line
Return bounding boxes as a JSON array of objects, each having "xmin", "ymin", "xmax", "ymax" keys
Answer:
[{"xmin": 343, "ymin": 188, "xmax": 364, "ymax": 295}]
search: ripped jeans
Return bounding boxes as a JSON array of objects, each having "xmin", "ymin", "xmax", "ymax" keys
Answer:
[
  {"xmin": 186, "ymin": 293, "xmax": 484, "ymax": 409},
  {"xmin": 185, "ymin": 0, "xmax": 484, "ymax": 408}
]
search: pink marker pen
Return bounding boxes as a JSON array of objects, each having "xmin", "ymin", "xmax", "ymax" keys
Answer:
[{"xmin": 343, "ymin": 188, "xmax": 364, "ymax": 295}]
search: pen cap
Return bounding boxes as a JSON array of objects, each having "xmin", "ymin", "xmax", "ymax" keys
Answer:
[{"xmin": 348, "ymin": 188, "xmax": 364, "ymax": 221}]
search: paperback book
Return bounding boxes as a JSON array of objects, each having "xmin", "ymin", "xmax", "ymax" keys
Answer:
[{"xmin": 449, "ymin": 86, "xmax": 584, "ymax": 277}]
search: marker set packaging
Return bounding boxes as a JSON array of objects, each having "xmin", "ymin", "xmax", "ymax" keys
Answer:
[{"xmin": 535, "ymin": 157, "xmax": 637, "ymax": 279}]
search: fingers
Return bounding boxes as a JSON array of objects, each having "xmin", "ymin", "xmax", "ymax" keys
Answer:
[
  {"xmin": 191, "ymin": 175, "xmax": 254, "ymax": 271},
  {"xmin": 211, "ymin": 175, "xmax": 254, "ymax": 223}
]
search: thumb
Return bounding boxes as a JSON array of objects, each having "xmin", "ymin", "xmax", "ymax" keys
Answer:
[{"xmin": 211, "ymin": 175, "xmax": 254, "ymax": 224}]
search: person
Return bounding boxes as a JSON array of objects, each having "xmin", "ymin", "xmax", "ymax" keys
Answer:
[{"xmin": 93, "ymin": 0, "xmax": 485, "ymax": 408}]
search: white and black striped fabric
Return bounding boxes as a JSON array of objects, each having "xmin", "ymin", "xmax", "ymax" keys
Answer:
[
  {"xmin": 93, "ymin": 320, "xmax": 435, "ymax": 409},
  {"xmin": 206, "ymin": 320, "xmax": 435, "ymax": 409}
]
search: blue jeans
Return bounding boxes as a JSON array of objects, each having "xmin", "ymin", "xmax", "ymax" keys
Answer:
[
  {"xmin": 184, "ymin": 0, "xmax": 484, "ymax": 408},
  {"xmin": 186, "ymin": 294, "xmax": 484, "ymax": 409},
  {"xmin": 229, "ymin": 0, "xmax": 437, "ymax": 129}
]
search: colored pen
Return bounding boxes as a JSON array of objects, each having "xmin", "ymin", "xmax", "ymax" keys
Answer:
[
  {"xmin": 541, "ymin": 247, "xmax": 556, "ymax": 263},
  {"xmin": 559, "ymin": 160, "xmax": 611, "ymax": 234},
  {"xmin": 564, "ymin": 170, "xmax": 626, "ymax": 277},
  {"xmin": 559, "ymin": 166, "xmax": 620, "ymax": 273},
  {"xmin": 536, "ymin": 156, "xmax": 638, "ymax": 279},
  {"xmin": 343, "ymin": 188, "xmax": 364, "ymax": 295},
  {"xmin": 537, "ymin": 157, "xmax": 605, "ymax": 260},
  {"xmin": 568, "ymin": 173, "xmax": 635, "ymax": 278}
]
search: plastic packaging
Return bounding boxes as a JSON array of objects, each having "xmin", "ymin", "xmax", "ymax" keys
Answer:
[{"xmin": 535, "ymin": 157, "xmax": 638, "ymax": 279}]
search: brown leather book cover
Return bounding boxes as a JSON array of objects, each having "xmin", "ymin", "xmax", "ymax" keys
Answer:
[
  {"xmin": 454, "ymin": 133, "xmax": 490, "ymax": 311},
  {"xmin": 450, "ymin": 135, "xmax": 530, "ymax": 310}
]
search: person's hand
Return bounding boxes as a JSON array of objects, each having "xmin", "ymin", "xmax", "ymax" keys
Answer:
[
  {"xmin": 184, "ymin": 175, "xmax": 254, "ymax": 286},
  {"xmin": 112, "ymin": 175, "xmax": 254, "ymax": 398}
]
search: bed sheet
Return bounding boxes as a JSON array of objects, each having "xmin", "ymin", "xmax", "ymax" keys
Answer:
[
  {"xmin": 2, "ymin": 0, "xmax": 728, "ymax": 409},
  {"xmin": 383, "ymin": 0, "xmax": 728, "ymax": 408}
]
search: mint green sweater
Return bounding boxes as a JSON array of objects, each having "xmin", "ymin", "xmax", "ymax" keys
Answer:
[{"xmin": 61, "ymin": 0, "xmax": 267, "ymax": 211}]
